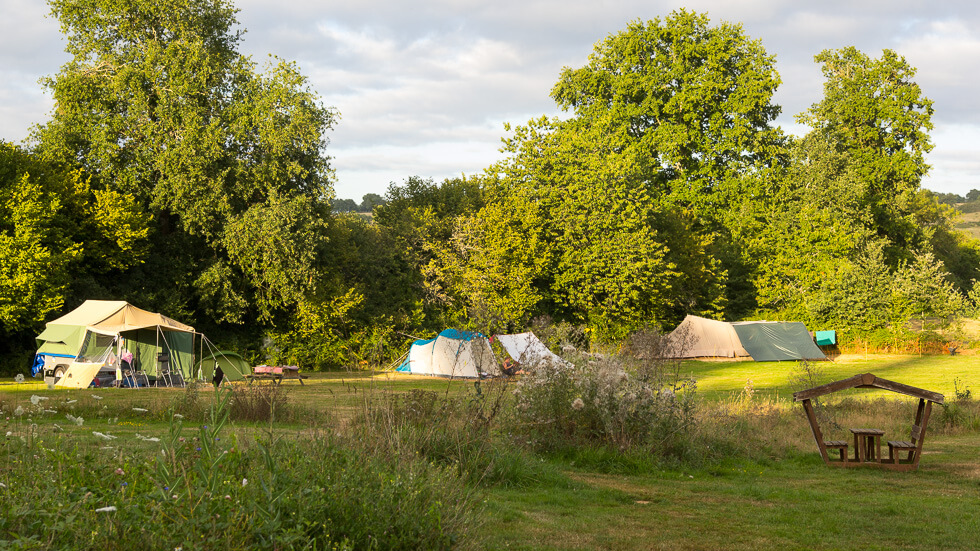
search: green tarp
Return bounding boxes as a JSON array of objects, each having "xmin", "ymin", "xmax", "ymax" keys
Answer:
[{"xmin": 731, "ymin": 322, "xmax": 827, "ymax": 362}]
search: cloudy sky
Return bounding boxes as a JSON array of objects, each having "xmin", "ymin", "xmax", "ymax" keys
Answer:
[{"xmin": 2, "ymin": 0, "xmax": 979, "ymax": 200}]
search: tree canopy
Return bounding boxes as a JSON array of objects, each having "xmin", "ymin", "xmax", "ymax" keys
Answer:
[{"xmin": 34, "ymin": 0, "xmax": 338, "ymax": 324}]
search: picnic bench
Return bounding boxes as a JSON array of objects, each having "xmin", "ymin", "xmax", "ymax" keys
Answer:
[
  {"xmin": 793, "ymin": 373, "xmax": 943, "ymax": 471},
  {"xmin": 246, "ymin": 365, "xmax": 308, "ymax": 385}
]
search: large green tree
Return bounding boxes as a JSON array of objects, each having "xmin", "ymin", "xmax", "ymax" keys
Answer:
[
  {"xmin": 427, "ymin": 11, "xmax": 785, "ymax": 338},
  {"xmin": 551, "ymin": 10, "xmax": 785, "ymax": 220},
  {"xmin": 798, "ymin": 47, "xmax": 934, "ymax": 257},
  {"xmin": 34, "ymin": 0, "xmax": 337, "ymax": 324}
]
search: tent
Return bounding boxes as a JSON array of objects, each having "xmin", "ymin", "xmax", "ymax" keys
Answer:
[
  {"xmin": 665, "ymin": 315, "xmax": 826, "ymax": 361},
  {"xmin": 34, "ymin": 300, "xmax": 197, "ymax": 388},
  {"xmin": 665, "ymin": 315, "xmax": 750, "ymax": 358},
  {"xmin": 197, "ymin": 351, "xmax": 251, "ymax": 383},
  {"xmin": 494, "ymin": 332, "xmax": 570, "ymax": 369},
  {"xmin": 397, "ymin": 329, "xmax": 500, "ymax": 378},
  {"xmin": 731, "ymin": 322, "xmax": 827, "ymax": 362}
]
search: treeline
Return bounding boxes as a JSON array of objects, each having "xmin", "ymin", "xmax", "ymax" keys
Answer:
[{"xmin": 3, "ymin": 3, "xmax": 979, "ymax": 371}]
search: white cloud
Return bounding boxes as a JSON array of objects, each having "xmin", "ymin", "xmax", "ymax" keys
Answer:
[{"xmin": 3, "ymin": 0, "xmax": 980, "ymax": 196}]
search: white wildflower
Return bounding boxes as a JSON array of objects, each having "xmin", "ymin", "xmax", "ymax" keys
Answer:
[
  {"xmin": 30, "ymin": 395, "xmax": 49, "ymax": 406},
  {"xmin": 173, "ymin": 414, "xmax": 184, "ymax": 420},
  {"xmin": 90, "ymin": 395, "xmax": 103, "ymax": 400},
  {"xmin": 95, "ymin": 506, "xmax": 117, "ymax": 513},
  {"xmin": 5, "ymin": 432, "xmax": 11, "ymax": 438},
  {"xmin": 14, "ymin": 374, "xmax": 24, "ymax": 383},
  {"xmin": 93, "ymin": 431, "xmax": 117, "ymax": 441},
  {"xmin": 65, "ymin": 400, "xmax": 77, "ymax": 405},
  {"xmin": 135, "ymin": 433, "xmax": 160, "ymax": 443},
  {"xmin": 132, "ymin": 407, "xmax": 148, "ymax": 413},
  {"xmin": 66, "ymin": 414, "xmax": 84, "ymax": 426},
  {"xmin": 13, "ymin": 406, "xmax": 24, "ymax": 417},
  {"xmin": 571, "ymin": 398, "xmax": 585, "ymax": 411},
  {"xmin": 44, "ymin": 409, "xmax": 57, "ymax": 414},
  {"xmin": 0, "ymin": 482, "xmax": 6, "ymax": 488},
  {"xmin": 53, "ymin": 424, "xmax": 63, "ymax": 432},
  {"xmin": 242, "ymin": 478, "xmax": 248, "ymax": 487}
]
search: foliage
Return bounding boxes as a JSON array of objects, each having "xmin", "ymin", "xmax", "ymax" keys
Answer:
[
  {"xmin": 425, "ymin": 10, "xmax": 787, "ymax": 338},
  {"xmin": 34, "ymin": 0, "xmax": 337, "ymax": 325},
  {"xmin": 798, "ymin": 47, "xmax": 934, "ymax": 258},
  {"xmin": 0, "ymin": 142, "xmax": 149, "ymax": 335},
  {"xmin": 510, "ymin": 329, "xmax": 699, "ymax": 458}
]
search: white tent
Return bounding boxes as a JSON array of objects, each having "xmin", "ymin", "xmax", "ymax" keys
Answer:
[
  {"xmin": 494, "ymin": 332, "xmax": 570, "ymax": 369},
  {"xmin": 397, "ymin": 329, "xmax": 500, "ymax": 378}
]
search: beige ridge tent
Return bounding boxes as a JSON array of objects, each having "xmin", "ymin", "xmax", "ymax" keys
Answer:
[
  {"xmin": 35, "ymin": 300, "xmax": 206, "ymax": 388},
  {"xmin": 665, "ymin": 315, "xmax": 827, "ymax": 361},
  {"xmin": 665, "ymin": 315, "xmax": 750, "ymax": 358}
]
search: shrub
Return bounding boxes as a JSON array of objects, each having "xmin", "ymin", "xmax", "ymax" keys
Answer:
[{"xmin": 509, "ymin": 329, "xmax": 699, "ymax": 459}]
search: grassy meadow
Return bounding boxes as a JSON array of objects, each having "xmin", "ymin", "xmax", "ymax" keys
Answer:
[{"xmin": 1, "ymin": 353, "xmax": 978, "ymax": 550}]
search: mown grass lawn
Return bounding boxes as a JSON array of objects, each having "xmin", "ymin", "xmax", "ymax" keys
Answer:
[{"xmin": 480, "ymin": 433, "xmax": 980, "ymax": 550}]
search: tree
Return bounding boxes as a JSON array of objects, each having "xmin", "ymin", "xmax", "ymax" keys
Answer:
[
  {"xmin": 359, "ymin": 193, "xmax": 385, "ymax": 212},
  {"xmin": 332, "ymin": 198, "xmax": 358, "ymax": 212},
  {"xmin": 34, "ymin": 0, "xmax": 337, "ymax": 323},
  {"xmin": 0, "ymin": 141, "xmax": 148, "ymax": 334},
  {"xmin": 798, "ymin": 47, "xmax": 934, "ymax": 256},
  {"xmin": 550, "ymin": 10, "xmax": 785, "ymax": 220}
]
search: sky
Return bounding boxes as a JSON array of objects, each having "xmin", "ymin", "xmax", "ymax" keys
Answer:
[{"xmin": 2, "ymin": 1, "xmax": 979, "ymax": 201}]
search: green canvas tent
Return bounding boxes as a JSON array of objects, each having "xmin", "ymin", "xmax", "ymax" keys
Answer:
[
  {"xmin": 198, "ymin": 351, "xmax": 251, "ymax": 383},
  {"xmin": 34, "ymin": 300, "xmax": 197, "ymax": 387},
  {"xmin": 731, "ymin": 322, "xmax": 827, "ymax": 362}
]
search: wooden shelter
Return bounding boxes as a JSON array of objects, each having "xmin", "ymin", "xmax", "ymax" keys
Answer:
[{"xmin": 793, "ymin": 373, "xmax": 944, "ymax": 471}]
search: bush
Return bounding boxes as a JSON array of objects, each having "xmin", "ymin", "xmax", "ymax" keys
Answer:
[{"xmin": 509, "ymin": 329, "xmax": 699, "ymax": 459}]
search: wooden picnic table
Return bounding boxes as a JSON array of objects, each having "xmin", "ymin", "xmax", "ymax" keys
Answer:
[
  {"xmin": 246, "ymin": 365, "xmax": 308, "ymax": 385},
  {"xmin": 850, "ymin": 428, "xmax": 884, "ymax": 463}
]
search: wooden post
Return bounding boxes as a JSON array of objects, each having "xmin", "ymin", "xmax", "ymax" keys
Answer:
[
  {"xmin": 802, "ymin": 399, "xmax": 830, "ymax": 464},
  {"xmin": 912, "ymin": 400, "xmax": 933, "ymax": 470}
]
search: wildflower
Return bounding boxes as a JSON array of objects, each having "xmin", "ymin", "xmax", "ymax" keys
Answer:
[
  {"xmin": 91, "ymin": 395, "xmax": 103, "ymax": 400},
  {"xmin": 30, "ymin": 395, "xmax": 49, "ymax": 406},
  {"xmin": 44, "ymin": 409, "xmax": 57, "ymax": 414},
  {"xmin": 4, "ymin": 432, "xmax": 10, "ymax": 438},
  {"xmin": 242, "ymin": 478, "xmax": 248, "ymax": 487},
  {"xmin": 0, "ymin": 482, "xmax": 6, "ymax": 488},
  {"xmin": 65, "ymin": 400, "xmax": 77, "ymax": 404},
  {"xmin": 14, "ymin": 406, "xmax": 24, "ymax": 417},
  {"xmin": 571, "ymin": 398, "xmax": 585, "ymax": 411},
  {"xmin": 14, "ymin": 374, "xmax": 24, "ymax": 383},
  {"xmin": 93, "ymin": 432, "xmax": 117, "ymax": 440},
  {"xmin": 95, "ymin": 506, "xmax": 117, "ymax": 513},
  {"xmin": 132, "ymin": 408, "xmax": 148, "ymax": 413},
  {"xmin": 115, "ymin": 468, "xmax": 125, "ymax": 476},
  {"xmin": 136, "ymin": 434, "xmax": 160, "ymax": 443},
  {"xmin": 196, "ymin": 447, "xmax": 201, "ymax": 452},
  {"xmin": 173, "ymin": 414, "xmax": 184, "ymax": 419},
  {"xmin": 224, "ymin": 495, "xmax": 231, "ymax": 500}
]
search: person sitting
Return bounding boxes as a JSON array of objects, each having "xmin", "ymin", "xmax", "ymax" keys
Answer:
[{"xmin": 502, "ymin": 358, "xmax": 522, "ymax": 376}]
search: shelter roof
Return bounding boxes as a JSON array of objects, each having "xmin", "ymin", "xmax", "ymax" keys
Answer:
[{"xmin": 793, "ymin": 373, "xmax": 944, "ymax": 404}]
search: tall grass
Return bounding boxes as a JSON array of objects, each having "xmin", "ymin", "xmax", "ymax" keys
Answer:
[{"xmin": 0, "ymin": 388, "xmax": 482, "ymax": 550}]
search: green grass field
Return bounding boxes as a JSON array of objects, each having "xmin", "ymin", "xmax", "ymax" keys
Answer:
[{"xmin": 1, "ymin": 354, "xmax": 978, "ymax": 550}]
